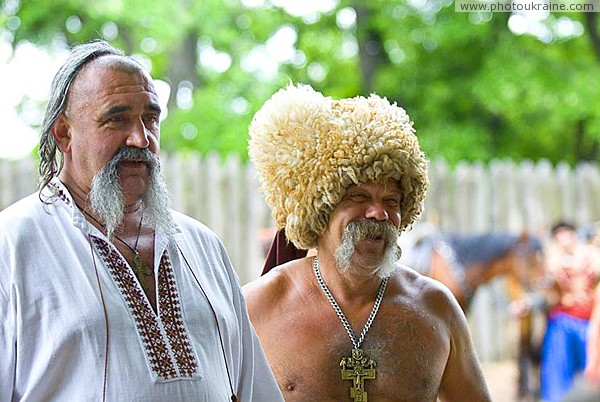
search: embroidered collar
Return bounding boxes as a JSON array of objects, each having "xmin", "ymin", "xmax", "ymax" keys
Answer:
[{"xmin": 44, "ymin": 177, "xmax": 181, "ymax": 244}]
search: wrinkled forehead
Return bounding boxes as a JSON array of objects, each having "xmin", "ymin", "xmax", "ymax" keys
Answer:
[
  {"xmin": 66, "ymin": 55, "xmax": 158, "ymax": 112},
  {"xmin": 73, "ymin": 55, "xmax": 156, "ymax": 93},
  {"xmin": 87, "ymin": 54, "xmax": 148, "ymax": 77}
]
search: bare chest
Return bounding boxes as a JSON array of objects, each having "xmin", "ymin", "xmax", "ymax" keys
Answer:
[{"xmin": 260, "ymin": 304, "xmax": 450, "ymax": 402}]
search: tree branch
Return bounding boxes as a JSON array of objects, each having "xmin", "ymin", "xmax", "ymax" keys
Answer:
[
  {"xmin": 585, "ymin": 13, "xmax": 600, "ymax": 62},
  {"xmin": 166, "ymin": 29, "xmax": 202, "ymax": 109},
  {"xmin": 355, "ymin": 6, "xmax": 387, "ymax": 93}
]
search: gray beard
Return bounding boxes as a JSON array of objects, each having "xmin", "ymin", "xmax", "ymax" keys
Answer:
[
  {"xmin": 335, "ymin": 220, "xmax": 401, "ymax": 279},
  {"xmin": 88, "ymin": 147, "xmax": 176, "ymax": 240}
]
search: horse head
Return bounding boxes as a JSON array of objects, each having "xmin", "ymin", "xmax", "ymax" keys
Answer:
[{"xmin": 400, "ymin": 227, "xmax": 545, "ymax": 311}]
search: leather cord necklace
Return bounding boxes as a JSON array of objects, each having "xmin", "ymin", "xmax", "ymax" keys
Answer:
[
  {"xmin": 79, "ymin": 203, "xmax": 238, "ymax": 401},
  {"xmin": 79, "ymin": 206, "xmax": 152, "ymax": 285}
]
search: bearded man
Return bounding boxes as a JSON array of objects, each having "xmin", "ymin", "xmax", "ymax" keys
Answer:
[
  {"xmin": 0, "ymin": 40, "xmax": 282, "ymax": 402},
  {"xmin": 243, "ymin": 84, "xmax": 492, "ymax": 401}
]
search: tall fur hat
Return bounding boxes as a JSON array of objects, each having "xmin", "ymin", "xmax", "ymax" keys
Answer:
[{"xmin": 249, "ymin": 83, "xmax": 429, "ymax": 250}]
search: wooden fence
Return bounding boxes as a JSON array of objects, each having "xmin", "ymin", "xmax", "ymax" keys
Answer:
[
  {"xmin": 0, "ymin": 153, "xmax": 274, "ymax": 284},
  {"xmin": 2, "ymin": 154, "xmax": 600, "ymax": 361}
]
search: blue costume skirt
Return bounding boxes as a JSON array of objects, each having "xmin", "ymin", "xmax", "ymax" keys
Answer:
[{"xmin": 540, "ymin": 312, "xmax": 589, "ymax": 402}]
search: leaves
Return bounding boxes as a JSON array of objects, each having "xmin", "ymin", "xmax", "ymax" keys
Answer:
[{"xmin": 4, "ymin": 0, "xmax": 600, "ymax": 164}]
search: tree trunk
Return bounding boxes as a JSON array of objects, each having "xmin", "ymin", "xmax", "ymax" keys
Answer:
[
  {"xmin": 355, "ymin": 5, "xmax": 387, "ymax": 94},
  {"xmin": 166, "ymin": 29, "xmax": 202, "ymax": 109},
  {"xmin": 585, "ymin": 13, "xmax": 600, "ymax": 62},
  {"xmin": 574, "ymin": 118, "xmax": 600, "ymax": 161},
  {"xmin": 489, "ymin": 114, "xmax": 502, "ymax": 155}
]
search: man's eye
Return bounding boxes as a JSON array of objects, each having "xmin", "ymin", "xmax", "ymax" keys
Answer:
[
  {"xmin": 385, "ymin": 198, "xmax": 400, "ymax": 207},
  {"xmin": 108, "ymin": 115, "xmax": 125, "ymax": 123},
  {"xmin": 350, "ymin": 194, "xmax": 368, "ymax": 202},
  {"xmin": 144, "ymin": 115, "xmax": 160, "ymax": 125}
]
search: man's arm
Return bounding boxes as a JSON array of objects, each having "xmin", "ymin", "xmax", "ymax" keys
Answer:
[
  {"xmin": 437, "ymin": 288, "xmax": 492, "ymax": 402},
  {"xmin": 235, "ymin": 292, "xmax": 284, "ymax": 402},
  {"xmin": 585, "ymin": 284, "xmax": 600, "ymax": 383},
  {"xmin": 0, "ymin": 254, "xmax": 16, "ymax": 401},
  {"xmin": 213, "ymin": 241, "xmax": 284, "ymax": 402},
  {"xmin": 242, "ymin": 266, "xmax": 288, "ymax": 331}
]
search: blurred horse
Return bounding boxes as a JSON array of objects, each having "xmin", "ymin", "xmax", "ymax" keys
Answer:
[
  {"xmin": 400, "ymin": 225, "xmax": 546, "ymax": 400},
  {"xmin": 400, "ymin": 224, "xmax": 544, "ymax": 309}
]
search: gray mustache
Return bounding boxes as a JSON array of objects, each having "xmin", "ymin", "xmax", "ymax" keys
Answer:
[
  {"xmin": 112, "ymin": 147, "xmax": 155, "ymax": 165},
  {"xmin": 345, "ymin": 220, "xmax": 398, "ymax": 243}
]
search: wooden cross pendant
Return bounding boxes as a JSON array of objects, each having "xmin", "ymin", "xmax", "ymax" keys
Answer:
[{"xmin": 340, "ymin": 348, "xmax": 376, "ymax": 402}]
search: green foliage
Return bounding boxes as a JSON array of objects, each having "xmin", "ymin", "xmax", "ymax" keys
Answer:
[{"xmin": 3, "ymin": 0, "xmax": 600, "ymax": 164}]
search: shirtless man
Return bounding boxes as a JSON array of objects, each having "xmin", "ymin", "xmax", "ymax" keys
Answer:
[
  {"xmin": 541, "ymin": 222, "xmax": 600, "ymax": 402},
  {"xmin": 243, "ymin": 84, "xmax": 492, "ymax": 401},
  {"xmin": 560, "ymin": 284, "xmax": 600, "ymax": 402},
  {"xmin": 586, "ymin": 284, "xmax": 600, "ymax": 385}
]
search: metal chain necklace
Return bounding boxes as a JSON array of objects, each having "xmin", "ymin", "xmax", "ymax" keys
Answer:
[{"xmin": 312, "ymin": 256, "xmax": 388, "ymax": 402}]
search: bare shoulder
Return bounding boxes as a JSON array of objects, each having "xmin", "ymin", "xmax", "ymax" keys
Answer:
[
  {"xmin": 391, "ymin": 264, "xmax": 463, "ymax": 319},
  {"xmin": 242, "ymin": 265, "xmax": 289, "ymax": 304},
  {"xmin": 393, "ymin": 264, "xmax": 458, "ymax": 301},
  {"xmin": 243, "ymin": 257, "xmax": 312, "ymax": 323},
  {"xmin": 242, "ymin": 264, "xmax": 289, "ymax": 320},
  {"xmin": 391, "ymin": 265, "xmax": 490, "ymax": 401},
  {"xmin": 583, "ymin": 244, "xmax": 600, "ymax": 270}
]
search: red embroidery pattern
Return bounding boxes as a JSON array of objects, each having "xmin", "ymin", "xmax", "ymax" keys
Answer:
[
  {"xmin": 93, "ymin": 237, "xmax": 198, "ymax": 380},
  {"xmin": 48, "ymin": 182, "xmax": 72, "ymax": 207},
  {"xmin": 158, "ymin": 254, "xmax": 199, "ymax": 377}
]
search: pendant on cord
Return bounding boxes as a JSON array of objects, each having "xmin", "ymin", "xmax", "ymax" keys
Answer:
[
  {"xmin": 340, "ymin": 348, "xmax": 376, "ymax": 402},
  {"xmin": 133, "ymin": 250, "xmax": 153, "ymax": 277}
]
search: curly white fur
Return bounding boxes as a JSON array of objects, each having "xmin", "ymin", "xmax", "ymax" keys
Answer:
[{"xmin": 249, "ymin": 83, "xmax": 429, "ymax": 249}]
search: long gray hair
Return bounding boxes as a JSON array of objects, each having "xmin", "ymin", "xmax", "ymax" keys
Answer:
[{"xmin": 38, "ymin": 40, "xmax": 125, "ymax": 195}]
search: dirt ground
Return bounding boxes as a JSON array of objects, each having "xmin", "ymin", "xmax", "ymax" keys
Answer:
[{"xmin": 481, "ymin": 360, "xmax": 523, "ymax": 402}]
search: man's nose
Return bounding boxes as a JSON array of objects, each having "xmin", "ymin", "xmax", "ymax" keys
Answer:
[
  {"xmin": 365, "ymin": 202, "xmax": 389, "ymax": 221},
  {"xmin": 125, "ymin": 119, "xmax": 150, "ymax": 148}
]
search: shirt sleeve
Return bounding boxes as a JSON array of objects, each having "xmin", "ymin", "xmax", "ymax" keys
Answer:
[
  {"xmin": 0, "ymin": 242, "xmax": 16, "ymax": 401},
  {"xmin": 217, "ymin": 242, "xmax": 284, "ymax": 402},
  {"xmin": 236, "ymin": 290, "xmax": 283, "ymax": 401}
]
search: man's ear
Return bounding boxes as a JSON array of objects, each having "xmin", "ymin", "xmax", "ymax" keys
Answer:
[{"xmin": 52, "ymin": 113, "xmax": 72, "ymax": 153}]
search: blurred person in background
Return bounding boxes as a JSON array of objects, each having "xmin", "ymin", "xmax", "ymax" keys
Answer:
[
  {"xmin": 585, "ymin": 283, "xmax": 600, "ymax": 385},
  {"xmin": 561, "ymin": 282, "xmax": 600, "ymax": 402},
  {"xmin": 540, "ymin": 221, "xmax": 600, "ymax": 402}
]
